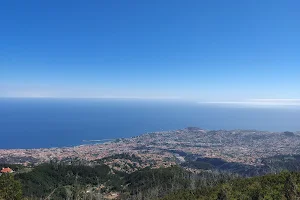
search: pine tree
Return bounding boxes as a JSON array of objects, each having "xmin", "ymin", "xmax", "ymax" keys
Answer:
[
  {"xmin": 0, "ymin": 173, "xmax": 23, "ymax": 200},
  {"xmin": 284, "ymin": 174, "xmax": 297, "ymax": 200},
  {"xmin": 217, "ymin": 187, "xmax": 228, "ymax": 200}
]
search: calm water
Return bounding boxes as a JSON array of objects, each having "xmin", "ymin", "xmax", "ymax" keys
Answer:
[{"xmin": 0, "ymin": 98, "xmax": 300, "ymax": 149}]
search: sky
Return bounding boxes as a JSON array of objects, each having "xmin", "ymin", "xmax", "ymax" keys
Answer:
[{"xmin": 1, "ymin": 0, "xmax": 300, "ymax": 104}]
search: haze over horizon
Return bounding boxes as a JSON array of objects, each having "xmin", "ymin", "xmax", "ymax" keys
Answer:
[{"xmin": 1, "ymin": 1, "xmax": 300, "ymax": 105}]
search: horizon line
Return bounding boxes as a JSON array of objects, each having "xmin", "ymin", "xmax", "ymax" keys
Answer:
[{"xmin": 0, "ymin": 96, "xmax": 184, "ymax": 100}]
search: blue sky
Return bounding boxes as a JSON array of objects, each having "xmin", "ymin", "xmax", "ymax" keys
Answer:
[{"xmin": 1, "ymin": 0, "xmax": 300, "ymax": 103}]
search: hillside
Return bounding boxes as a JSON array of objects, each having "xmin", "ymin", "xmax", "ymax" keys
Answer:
[
  {"xmin": 2, "ymin": 153, "xmax": 300, "ymax": 199},
  {"xmin": 0, "ymin": 161, "xmax": 237, "ymax": 200},
  {"xmin": 161, "ymin": 171, "xmax": 300, "ymax": 200},
  {"xmin": 2, "ymin": 160, "xmax": 300, "ymax": 199}
]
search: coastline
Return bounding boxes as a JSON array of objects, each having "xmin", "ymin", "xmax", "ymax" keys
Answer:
[{"xmin": 1, "ymin": 128, "xmax": 300, "ymax": 168}]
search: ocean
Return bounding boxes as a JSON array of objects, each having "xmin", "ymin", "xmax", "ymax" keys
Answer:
[{"xmin": 0, "ymin": 98, "xmax": 300, "ymax": 149}]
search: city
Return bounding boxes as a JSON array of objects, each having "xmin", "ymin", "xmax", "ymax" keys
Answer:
[{"xmin": 1, "ymin": 127, "xmax": 300, "ymax": 171}]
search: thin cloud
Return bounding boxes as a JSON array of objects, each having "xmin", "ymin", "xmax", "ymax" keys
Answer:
[{"xmin": 199, "ymin": 99, "xmax": 300, "ymax": 107}]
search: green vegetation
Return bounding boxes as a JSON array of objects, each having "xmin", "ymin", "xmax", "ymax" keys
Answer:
[
  {"xmin": 262, "ymin": 154, "xmax": 300, "ymax": 173},
  {"xmin": 0, "ymin": 173, "xmax": 23, "ymax": 200},
  {"xmin": 161, "ymin": 171, "xmax": 300, "ymax": 200},
  {"xmin": 121, "ymin": 166, "xmax": 237, "ymax": 199},
  {"xmin": 182, "ymin": 154, "xmax": 300, "ymax": 177},
  {"xmin": 182, "ymin": 155, "xmax": 263, "ymax": 177},
  {"xmin": 4, "ymin": 155, "xmax": 300, "ymax": 200},
  {"xmin": 7, "ymin": 161, "xmax": 236, "ymax": 200},
  {"xmin": 15, "ymin": 162, "xmax": 124, "ymax": 199}
]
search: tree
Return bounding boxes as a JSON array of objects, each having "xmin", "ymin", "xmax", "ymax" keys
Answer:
[
  {"xmin": 284, "ymin": 174, "xmax": 297, "ymax": 200},
  {"xmin": 217, "ymin": 185, "xmax": 230, "ymax": 200},
  {"xmin": 0, "ymin": 174, "xmax": 23, "ymax": 200},
  {"xmin": 217, "ymin": 189, "xmax": 227, "ymax": 200}
]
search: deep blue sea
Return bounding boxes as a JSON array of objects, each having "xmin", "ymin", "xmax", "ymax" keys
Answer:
[{"xmin": 0, "ymin": 98, "xmax": 300, "ymax": 149}]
